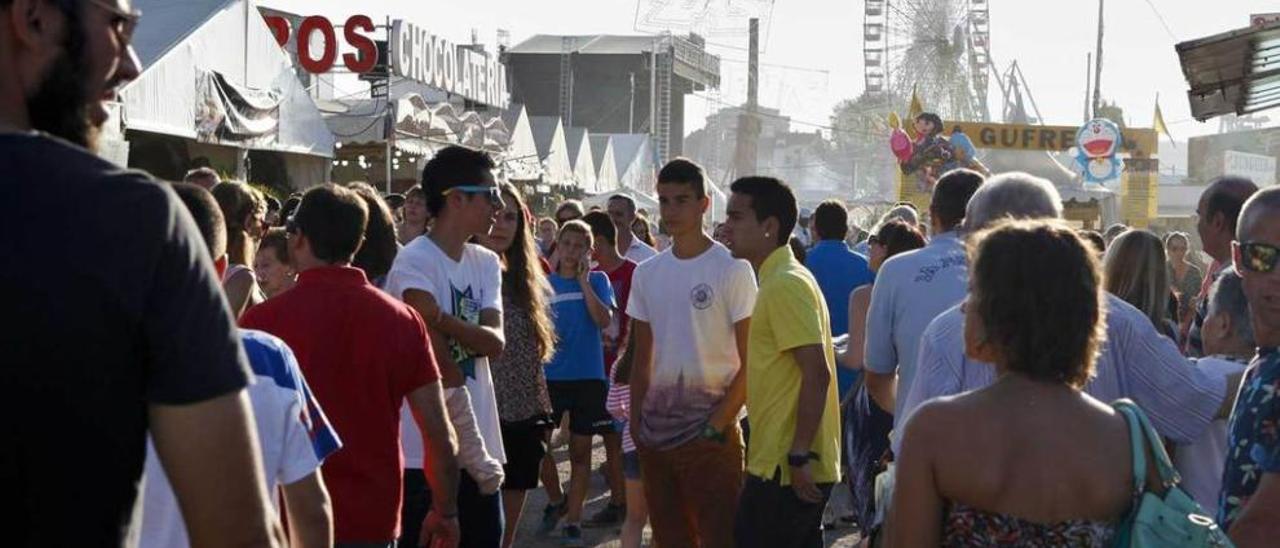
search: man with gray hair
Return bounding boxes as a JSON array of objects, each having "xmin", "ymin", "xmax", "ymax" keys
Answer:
[
  {"xmin": 896, "ymin": 171, "xmax": 1235, "ymax": 457},
  {"xmin": 1172, "ymin": 268, "xmax": 1253, "ymax": 510}
]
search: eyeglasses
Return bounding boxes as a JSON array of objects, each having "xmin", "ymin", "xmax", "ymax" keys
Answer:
[
  {"xmin": 84, "ymin": 0, "xmax": 141, "ymax": 46},
  {"xmin": 1240, "ymin": 241, "xmax": 1280, "ymax": 274},
  {"xmin": 442, "ymin": 185, "xmax": 502, "ymax": 206}
]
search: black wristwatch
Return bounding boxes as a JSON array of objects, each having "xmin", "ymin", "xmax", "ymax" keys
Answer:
[
  {"xmin": 788, "ymin": 451, "xmax": 819, "ymax": 468},
  {"xmin": 700, "ymin": 423, "xmax": 727, "ymax": 443}
]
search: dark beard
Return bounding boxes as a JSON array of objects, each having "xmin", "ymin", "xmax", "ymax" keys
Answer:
[{"xmin": 27, "ymin": 15, "xmax": 93, "ymax": 149}]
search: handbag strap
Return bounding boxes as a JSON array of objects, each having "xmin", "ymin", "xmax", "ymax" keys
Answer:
[
  {"xmin": 1114, "ymin": 400, "xmax": 1149, "ymax": 496},
  {"xmin": 1113, "ymin": 399, "xmax": 1182, "ymax": 491}
]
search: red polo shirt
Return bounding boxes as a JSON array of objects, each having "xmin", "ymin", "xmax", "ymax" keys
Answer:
[{"xmin": 241, "ymin": 266, "xmax": 440, "ymax": 543}]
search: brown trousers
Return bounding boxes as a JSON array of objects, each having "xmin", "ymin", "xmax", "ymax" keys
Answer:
[{"xmin": 638, "ymin": 424, "xmax": 745, "ymax": 548}]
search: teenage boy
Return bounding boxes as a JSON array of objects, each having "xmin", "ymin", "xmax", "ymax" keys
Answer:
[
  {"xmin": 722, "ymin": 176, "xmax": 841, "ymax": 548},
  {"xmin": 544, "ymin": 221, "xmax": 617, "ymax": 546},
  {"xmin": 384, "ymin": 146, "xmax": 510, "ymax": 547},
  {"xmin": 581, "ymin": 211, "xmax": 636, "ymax": 526},
  {"xmin": 628, "ymin": 159, "xmax": 757, "ymax": 548},
  {"xmin": 241, "ymin": 185, "xmax": 461, "ymax": 547}
]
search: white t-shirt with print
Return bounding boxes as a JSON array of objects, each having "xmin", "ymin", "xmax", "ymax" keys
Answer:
[
  {"xmin": 385, "ymin": 236, "xmax": 506, "ymax": 466},
  {"xmin": 626, "ymin": 241, "xmax": 757, "ymax": 449}
]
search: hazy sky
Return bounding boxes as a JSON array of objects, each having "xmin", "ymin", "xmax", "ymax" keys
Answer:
[{"xmin": 261, "ymin": 0, "xmax": 1280, "ymax": 139}]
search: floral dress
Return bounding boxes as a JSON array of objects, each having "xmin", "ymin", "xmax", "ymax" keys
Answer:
[
  {"xmin": 490, "ymin": 296, "xmax": 553, "ymax": 426},
  {"xmin": 943, "ymin": 502, "xmax": 1115, "ymax": 547}
]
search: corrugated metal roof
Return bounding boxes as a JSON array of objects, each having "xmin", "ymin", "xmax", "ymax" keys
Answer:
[{"xmin": 1177, "ymin": 20, "xmax": 1280, "ymax": 120}]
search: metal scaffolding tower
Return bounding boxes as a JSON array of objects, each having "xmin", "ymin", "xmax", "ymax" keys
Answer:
[{"xmin": 559, "ymin": 36, "xmax": 575, "ymax": 127}]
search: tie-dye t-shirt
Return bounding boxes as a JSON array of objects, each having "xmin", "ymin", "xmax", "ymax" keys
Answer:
[{"xmin": 627, "ymin": 242, "xmax": 757, "ymax": 450}]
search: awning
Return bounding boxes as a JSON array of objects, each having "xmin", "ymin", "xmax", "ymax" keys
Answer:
[{"xmin": 1177, "ymin": 20, "xmax": 1280, "ymax": 120}]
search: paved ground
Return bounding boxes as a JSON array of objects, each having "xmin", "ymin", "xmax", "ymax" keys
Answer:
[{"xmin": 511, "ymin": 438, "xmax": 864, "ymax": 547}]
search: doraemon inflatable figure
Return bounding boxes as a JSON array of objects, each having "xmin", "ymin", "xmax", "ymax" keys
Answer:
[{"xmin": 1070, "ymin": 118, "xmax": 1122, "ymax": 184}]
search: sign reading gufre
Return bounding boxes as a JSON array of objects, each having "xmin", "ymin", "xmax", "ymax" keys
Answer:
[
  {"xmin": 390, "ymin": 20, "xmax": 508, "ymax": 107},
  {"xmin": 944, "ymin": 121, "xmax": 1157, "ymax": 154}
]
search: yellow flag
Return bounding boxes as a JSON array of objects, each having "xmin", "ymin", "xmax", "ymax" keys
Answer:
[
  {"xmin": 906, "ymin": 86, "xmax": 924, "ymax": 138},
  {"xmin": 1154, "ymin": 98, "xmax": 1175, "ymax": 148}
]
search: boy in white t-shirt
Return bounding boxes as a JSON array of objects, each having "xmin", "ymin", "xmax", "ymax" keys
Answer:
[
  {"xmin": 384, "ymin": 146, "xmax": 508, "ymax": 547},
  {"xmin": 627, "ymin": 159, "xmax": 758, "ymax": 548},
  {"xmin": 1173, "ymin": 268, "xmax": 1254, "ymax": 510}
]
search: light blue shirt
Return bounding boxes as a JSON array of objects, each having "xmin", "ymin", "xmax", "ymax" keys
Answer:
[
  {"xmin": 805, "ymin": 240, "xmax": 875, "ymax": 399},
  {"xmin": 863, "ymin": 231, "xmax": 968, "ymax": 419},
  {"xmin": 895, "ymin": 294, "xmax": 1227, "ymax": 455}
]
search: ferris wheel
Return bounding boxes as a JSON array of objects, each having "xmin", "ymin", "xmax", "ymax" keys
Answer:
[{"xmin": 862, "ymin": 0, "xmax": 992, "ymax": 121}]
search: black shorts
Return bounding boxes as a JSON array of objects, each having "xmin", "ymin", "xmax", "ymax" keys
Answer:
[
  {"xmin": 547, "ymin": 380, "xmax": 615, "ymax": 436},
  {"xmin": 500, "ymin": 418, "xmax": 550, "ymax": 491}
]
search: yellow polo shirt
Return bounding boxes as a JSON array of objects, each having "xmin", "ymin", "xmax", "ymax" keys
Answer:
[{"xmin": 745, "ymin": 245, "xmax": 842, "ymax": 485}]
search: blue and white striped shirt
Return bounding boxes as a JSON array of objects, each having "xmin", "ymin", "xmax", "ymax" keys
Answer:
[{"xmin": 895, "ymin": 294, "xmax": 1226, "ymax": 455}]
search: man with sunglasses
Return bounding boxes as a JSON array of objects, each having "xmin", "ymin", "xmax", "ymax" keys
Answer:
[
  {"xmin": 1217, "ymin": 187, "xmax": 1280, "ymax": 547},
  {"xmin": 2, "ymin": 0, "xmax": 286, "ymax": 545},
  {"xmin": 386, "ymin": 145, "xmax": 509, "ymax": 547}
]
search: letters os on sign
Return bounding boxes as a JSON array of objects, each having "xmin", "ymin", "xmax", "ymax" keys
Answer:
[{"xmin": 262, "ymin": 15, "xmax": 378, "ymax": 74}]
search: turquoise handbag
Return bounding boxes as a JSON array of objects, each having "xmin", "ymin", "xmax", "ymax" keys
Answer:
[{"xmin": 1111, "ymin": 399, "xmax": 1233, "ymax": 548}]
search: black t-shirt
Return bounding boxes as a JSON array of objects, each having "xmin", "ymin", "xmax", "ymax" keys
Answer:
[{"xmin": 0, "ymin": 133, "xmax": 251, "ymax": 545}]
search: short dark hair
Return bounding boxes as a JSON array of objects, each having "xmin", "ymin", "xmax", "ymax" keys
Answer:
[
  {"xmin": 1079, "ymin": 229, "xmax": 1106, "ymax": 255},
  {"xmin": 294, "ymin": 184, "xmax": 368, "ymax": 264},
  {"xmin": 346, "ymin": 182, "xmax": 399, "ymax": 281},
  {"xmin": 657, "ymin": 158, "xmax": 707, "ymax": 199},
  {"xmin": 729, "ymin": 176, "xmax": 797, "ymax": 247},
  {"xmin": 608, "ymin": 194, "xmax": 637, "ymax": 215},
  {"xmin": 813, "ymin": 200, "xmax": 849, "ymax": 241},
  {"xmin": 420, "ymin": 145, "xmax": 497, "ymax": 216},
  {"xmin": 257, "ymin": 227, "xmax": 291, "ymax": 265},
  {"xmin": 874, "ymin": 219, "xmax": 926, "ymax": 258},
  {"xmin": 969, "ymin": 219, "xmax": 1105, "ymax": 389},
  {"xmin": 265, "ymin": 195, "xmax": 281, "ymax": 213},
  {"xmin": 1204, "ymin": 176, "xmax": 1259, "ymax": 237},
  {"xmin": 582, "ymin": 211, "xmax": 617, "ymax": 245},
  {"xmin": 930, "ymin": 168, "xmax": 985, "ymax": 230},
  {"xmin": 170, "ymin": 182, "xmax": 227, "ymax": 258}
]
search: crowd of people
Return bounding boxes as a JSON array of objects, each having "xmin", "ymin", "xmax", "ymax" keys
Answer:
[{"xmin": 6, "ymin": 3, "xmax": 1280, "ymax": 548}]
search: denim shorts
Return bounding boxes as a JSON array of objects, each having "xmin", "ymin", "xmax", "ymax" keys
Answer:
[{"xmin": 623, "ymin": 450, "xmax": 641, "ymax": 480}]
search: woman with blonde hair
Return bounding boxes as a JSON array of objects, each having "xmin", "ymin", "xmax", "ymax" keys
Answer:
[
  {"xmin": 211, "ymin": 181, "xmax": 267, "ymax": 317},
  {"xmin": 1106, "ymin": 229, "xmax": 1178, "ymax": 342}
]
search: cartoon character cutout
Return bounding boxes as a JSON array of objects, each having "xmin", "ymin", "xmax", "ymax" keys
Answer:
[
  {"xmin": 1070, "ymin": 118, "xmax": 1123, "ymax": 184},
  {"xmin": 889, "ymin": 111, "xmax": 988, "ymax": 192}
]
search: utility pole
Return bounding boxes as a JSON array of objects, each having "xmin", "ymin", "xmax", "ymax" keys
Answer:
[
  {"xmin": 1084, "ymin": 52, "xmax": 1092, "ymax": 123},
  {"xmin": 1092, "ymin": 0, "xmax": 1104, "ymax": 118},
  {"xmin": 629, "ymin": 72, "xmax": 635, "ymax": 133},
  {"xmin": 732, "ymin": 18, "xmax": 761, "ymax": 178}
]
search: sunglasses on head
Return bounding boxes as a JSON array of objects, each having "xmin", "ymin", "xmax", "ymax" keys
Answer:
[
  {"xmin": 442, "ymin": 185, "xmax": 502, "ymax": 205},
  {"xmin": 1240, "ymin": 241, "xmax": 1280, "ymax": 274}
]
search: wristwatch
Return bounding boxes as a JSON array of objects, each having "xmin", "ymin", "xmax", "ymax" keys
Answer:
[
  {"xmin": 700, "ymin": 423, "xmax": 727, "ymax": 443},
  {"xmin": 788, "ymin": 451, "xmax": 819, "ymax": 468}
]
